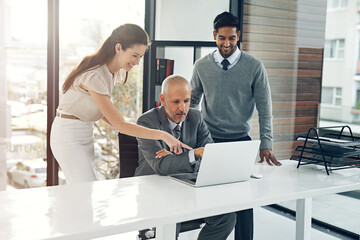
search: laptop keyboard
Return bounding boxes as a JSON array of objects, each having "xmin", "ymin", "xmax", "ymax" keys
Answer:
[
  {"xmin": 188, "ymin": 177, "xmax": 197, "ymax": 183},
  {"xmin": 171, "ymin": 173, "xmax": 198, "ymax": 183}
]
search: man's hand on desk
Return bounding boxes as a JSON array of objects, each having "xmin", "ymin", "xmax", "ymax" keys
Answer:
[
  {"xmin": 194, "ymin": 147, "xmax": 205, "ymax": 160},
  {"xmin": 155, "ymin": 149, "xmax": 173, "ymax": 158},
  {"xmin": 259, "ymin": 149, "xmax": 282, "ymax": 166}
]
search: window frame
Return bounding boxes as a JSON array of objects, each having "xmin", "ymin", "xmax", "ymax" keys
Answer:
[
  {"xmin": 46, "ymin": 0, "xmax": 147, "ymax": 186},
  {"xmin": 324, "ymin": 39, "xmax": 345, "ymax": 59},
  {"xmin": 327, "ymin": 0, "xmax": 348, "ymax": 10},
  {"xmin": 321, "ymin": 87, "xmax": 342, "ymax": 106}
]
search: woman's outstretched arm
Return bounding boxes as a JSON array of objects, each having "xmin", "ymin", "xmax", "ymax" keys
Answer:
[{"xmin": 88, "ymin": 89, "xmax": 191, "ymax": 154}]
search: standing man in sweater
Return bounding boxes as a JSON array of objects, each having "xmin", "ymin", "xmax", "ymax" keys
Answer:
[{"xmin": 190, "ymin": 11, "xmax": 281, "ymax": 240}]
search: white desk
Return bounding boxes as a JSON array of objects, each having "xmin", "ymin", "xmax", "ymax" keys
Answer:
[{"xmin": 1, "ymin": 160, "xmax": 359, "ymax": 240}]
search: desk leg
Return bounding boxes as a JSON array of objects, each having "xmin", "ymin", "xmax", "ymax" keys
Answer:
[
  {"xmin": 156, "ymin": 223, "xmax": 177, "ymax": 240},
  {"xmin": 296, "ymin": 197, "xmax": 312, "ymax": 240}
]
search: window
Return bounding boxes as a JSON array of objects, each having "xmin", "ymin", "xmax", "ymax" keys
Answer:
[
  {"xmin": 356, "ymin": 89, "xmax": 360, "ymax": 107},
  {"xmin": 327, "ymin": 0, "xmax": 348, "ymax": 9},
  {"xmin": 357, "ymin": 33, "xmax": 360, "ymax": 74},
  {"xmin": 321, "ymin": 87, "xmax": 342, "ymax": 106},
  {"xmin": 324, "ymin": 39, "xmax": 345, "ymax": 59},
  {"xmin": 59, "ymin": 0, "xmax": 145, "ymax": 180},
  {"xmin": 1, "ymin": 0, "xmax": 145, "ymax": 190},
  {"xmin": 3, "ymin": 0, "xmax": 47, "ymax": 190}
]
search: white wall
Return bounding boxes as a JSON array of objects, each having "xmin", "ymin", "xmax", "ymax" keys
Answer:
[
  {"xmin": 320, "ymin": 105, "xmax": 349, "ymax": 122},
  {"xmin": 155, "ymin": 0, "xmax": 229, "ymax": 41},
  {"xmin": 155, "ymin": 0, "xmax": 227, "ymax": 80}
]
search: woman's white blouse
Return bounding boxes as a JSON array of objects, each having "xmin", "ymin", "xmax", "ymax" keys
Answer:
[{"xmin": 57, "ymin": 64, "xmax": 118, "ymax": 122}]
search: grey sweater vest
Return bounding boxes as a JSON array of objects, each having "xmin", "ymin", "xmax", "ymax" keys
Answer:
[{"xmin": 190, "ymin": 51, "xmax": 273, "ymax": 150}]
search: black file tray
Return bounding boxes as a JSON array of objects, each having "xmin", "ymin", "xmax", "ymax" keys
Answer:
[{"xmin": 291, "ymin": 125, "xmax": 360, "ymax": 175}]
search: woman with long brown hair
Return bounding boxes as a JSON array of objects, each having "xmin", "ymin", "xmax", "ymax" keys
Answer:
[{"xmin": 50, "ymin": 24, "xmax": 190, "ymax": 184}]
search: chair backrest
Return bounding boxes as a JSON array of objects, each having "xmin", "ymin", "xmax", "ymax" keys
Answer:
[{"xmin": 118, "ymin": 133, "xmax": 139, "ymax": 178}]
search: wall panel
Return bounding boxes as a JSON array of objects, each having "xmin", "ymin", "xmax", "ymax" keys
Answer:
[{"xmin": 244, "ymin": 0, "xmax": 326, "ymax": 159}]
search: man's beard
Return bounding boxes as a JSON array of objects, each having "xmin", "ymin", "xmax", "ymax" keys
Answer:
[{"xmin": 218, "ymin": 45, "xmax": 236, "ymax": 58}]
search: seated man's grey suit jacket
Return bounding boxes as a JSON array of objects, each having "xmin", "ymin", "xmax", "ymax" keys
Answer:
[
  {"xmin": 134, "ymin": 106, "xmax": 213, "ymax": 176},
  {"xmin": 134, "ymin": 107, "xmax": 236, "ymax": 240}
]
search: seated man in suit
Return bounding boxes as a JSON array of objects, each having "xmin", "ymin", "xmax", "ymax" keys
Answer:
[{"xmin": 135, "ymin": 75, "xmax": 236, "ymax": 240}]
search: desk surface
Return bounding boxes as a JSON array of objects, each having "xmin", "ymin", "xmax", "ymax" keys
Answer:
[{"xmin": 1, "ymin": 160, "xmax": 359, "ymax": 240}]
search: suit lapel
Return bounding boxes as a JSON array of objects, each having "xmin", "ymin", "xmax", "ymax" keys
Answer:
[
  {"xmin": 182, "ymin": 115, "xmax": 192, "ymax": 146},
  {"xmin": 158, "ymin": 107, "xmax": 172, "ymax": 133},
  {"xmin": 158, "ymin": 107, "xmax": 172, "ymax": 150}
]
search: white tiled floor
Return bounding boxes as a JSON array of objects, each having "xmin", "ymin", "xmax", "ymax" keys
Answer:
[
  {"xmin": 253, "ymin": 207, "xmax": 342, "ymax": 240},
  {"xmin": 279, "ymin": 193, "xmax": 360, "ymax": 235}
]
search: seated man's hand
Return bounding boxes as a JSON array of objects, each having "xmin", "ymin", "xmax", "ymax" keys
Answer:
[
  {"xmin": 259, "ymin": 149, "xmax": 282, "ymax": 166},
  {"xmin": 155, "ymin": 148, "xmax": 173, "ymax": 159},
  {"xmin": 194, "ymin": 147, "xmax": 205, "ymax": 160}
]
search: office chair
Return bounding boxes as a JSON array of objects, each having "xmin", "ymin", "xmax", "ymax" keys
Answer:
[
  {"xmin": 118, "ymin": 133, "xmax": 204, "ymax": 240},
  {"xmin": 118, "ymin": 132, "xmax": 139, "ymax": 178}
]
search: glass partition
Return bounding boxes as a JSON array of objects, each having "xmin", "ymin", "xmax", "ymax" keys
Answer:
[
  {"xmin": 244, "ymin": 0, "xmax": 359, "ymax": 236},
  {"xmin": 59, "ymin": 0, "xmax": 145, "ymax": 180},
  {"xmin": 3, "ymin": 0, "xmax": 47, "ymax": 190},
  {"xmin": 1, "ymin": 0, "xmax": 146, "ymax": 190}
]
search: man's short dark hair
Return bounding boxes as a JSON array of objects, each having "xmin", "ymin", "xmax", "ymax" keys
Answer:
[{"xmin": 213, "ymin": 11, "xmax": 240, "ymax": 33}]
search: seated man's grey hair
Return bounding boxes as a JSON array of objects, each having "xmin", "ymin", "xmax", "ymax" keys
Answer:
[{"xmin": 161, "ymin": 75, "xmax": 190, "ymax": 96}]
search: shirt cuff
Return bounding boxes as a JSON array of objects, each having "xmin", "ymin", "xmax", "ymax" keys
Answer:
[{"xmin": 188, "ymin": 149, "xmax": 196, "ymax": 165}]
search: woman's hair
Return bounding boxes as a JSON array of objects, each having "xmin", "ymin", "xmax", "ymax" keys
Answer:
[{"xmin": 62, "ymin": 23, "xmax": 150, "ymax": 93}]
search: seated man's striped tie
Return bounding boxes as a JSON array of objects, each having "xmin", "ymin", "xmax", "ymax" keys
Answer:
[{"xmin": 173, "ymin": 124, "xmax": 181, "ymax": 140}]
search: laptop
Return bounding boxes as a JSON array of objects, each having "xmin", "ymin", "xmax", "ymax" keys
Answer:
[{"xmin": 170, "ymin": 140, "xmax": 261, "ymax": 187}]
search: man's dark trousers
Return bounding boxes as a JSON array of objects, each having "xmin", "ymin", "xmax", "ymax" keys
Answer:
[{"xmin": 213, "ymin": 135, "xmax": 253, "ymax": 240}]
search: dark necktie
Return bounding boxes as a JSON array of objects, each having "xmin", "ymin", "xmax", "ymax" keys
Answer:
[
  {"xmin": 173, "ymin": 124, "xmax": 181, "ymax": 140},
  {"xmin": 221, "ymin": 59, "xmax": 230, "ymax": 70}
]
